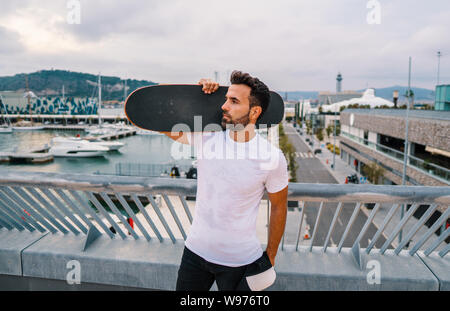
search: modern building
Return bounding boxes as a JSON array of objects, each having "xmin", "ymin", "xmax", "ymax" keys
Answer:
[
  {"xmin": 0, "ymin": 91, "xmax": 30, "ymax": 111},
  {"xmin": 0, "ymin": 91, "xmax": 96, "ymax": 115},
  {"xmin": 305, "ymin": 89, "xmax": 394, "ymax": 132},
  {"xmin": 322, "ymin": 89, "xmax": 394, "ymax": 113},
  {"xmin": 284, "ymin": 101, "xmax": 296, "ymax": 119},
  {"xmin": 435, "ymin": 84, "xmax": 450, "ymax": 111},
  {"xmin": 339, "ymin": 109, "xmax": 450, "ymax": 188},
  {"xmin": 318, "ymin": 90, "xmax": 362, "ymax": 106}
]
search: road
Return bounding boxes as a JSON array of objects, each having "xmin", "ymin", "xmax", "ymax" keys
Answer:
[{"xmin": 281, "ymin": 123, "xmax": 390, "ymax": 250}]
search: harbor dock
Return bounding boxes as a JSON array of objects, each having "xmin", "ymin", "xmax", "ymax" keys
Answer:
[
  {"xmin": 0, "ymin": 144, "xmax": 53, "ymax": 163},
  {"xmin": 0, "ymin": 152, "xmax": 53, "ymax": 163},
  {"xmin": 85, "ymin": 129, "xmax": 136, "ymax": 141}
]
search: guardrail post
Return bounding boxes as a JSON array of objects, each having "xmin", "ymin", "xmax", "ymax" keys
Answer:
[{"xmin": 82, "ymin": 225, "xmax": 102, "ymax": 251}]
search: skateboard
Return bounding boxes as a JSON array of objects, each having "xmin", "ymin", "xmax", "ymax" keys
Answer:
[{"xmin": 124, "ymin": 84, "xmax": 284, "ymax": 132}]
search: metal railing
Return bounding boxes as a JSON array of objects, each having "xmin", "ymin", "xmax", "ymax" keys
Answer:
[
  {"xmin": 0, "ymin": 171, "xmax": 448, "ymax": 259},
  {"xmin": 341, "ymin": 131, "xmax": 450, "ymax": 182},
  {"xmin": 113, "ymin": 162, "xmax": 195, "ymax": 178}
]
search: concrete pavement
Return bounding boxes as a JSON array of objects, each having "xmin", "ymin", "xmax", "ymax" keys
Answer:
[
  {"xmin": 284, "ymin": 122, "xmax": 445, "ymax": 252},
  {"xmin": 283, "ymin": 122, "xmax": 388, "ymax": 250}
]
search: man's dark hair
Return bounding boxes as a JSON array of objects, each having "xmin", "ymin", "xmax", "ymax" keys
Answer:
[{"xmin": 230, "ymin": 70, "xmax": 270, "ymax": 121}]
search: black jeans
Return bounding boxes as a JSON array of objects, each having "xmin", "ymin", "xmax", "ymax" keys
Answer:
[{"xmin": 176, "ymin": 246, "xmax": 271, "ymax": 291}]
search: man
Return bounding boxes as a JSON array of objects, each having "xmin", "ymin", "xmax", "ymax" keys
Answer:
[{"xmin": 163, "ymin": 70, "xmax": 288, "ymax": 291}]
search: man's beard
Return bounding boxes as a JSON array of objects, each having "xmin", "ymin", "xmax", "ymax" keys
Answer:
[{"xmin": 221, "ymin": 111, "xmax": 250, "ymax": 131}]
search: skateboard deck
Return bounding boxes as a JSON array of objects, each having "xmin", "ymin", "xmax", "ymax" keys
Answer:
[{"xmin": 124, "ymin": 84, "xmax": 284, "ymax": 132}]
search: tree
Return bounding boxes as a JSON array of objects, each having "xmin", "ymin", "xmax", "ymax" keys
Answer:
[
  {"xmin": 325, "ymin": 125, "xmax": 333, "ymax": 138},
  {"xmin": 278, "ymin": 124, "xmax": 298, "ymax": 182},
  {"xmin": 316, "ymin": 128, "xmax": 324, "ymax": 142},
  {"xmin": 305, "ymin": 120, "xmax": 312, "ymax": 135},
  {"xmin": 362, "ymin": 162, "xmax": 385, "ymax": 184},
  {"xmin": 405, "ymin": 89, "xmax": 414, "ymax": 98},
  {"xmin": 335, "ymin": 124, "xmax": 341, "ymax": 136}
]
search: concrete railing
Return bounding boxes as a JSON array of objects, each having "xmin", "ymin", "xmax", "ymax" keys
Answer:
[{"xmin": 0, "ymin": 171, "xmax": 448, "ymax": 290}]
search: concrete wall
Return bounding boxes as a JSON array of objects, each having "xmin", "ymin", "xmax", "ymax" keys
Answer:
[
  {"xmin": 1, "ymin": 229, "xmax": 448, "ymax": 291},
  {"xmin": 340, "ymin": 136, "xmax": 448, "ymax": 188},
  {"xmin": 341, "ymin": 111, "xmax": 450, "ymax": 152}
]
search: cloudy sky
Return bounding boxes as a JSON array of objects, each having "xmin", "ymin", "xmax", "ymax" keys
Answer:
[{"xmin": 0, "ymin": 0, "xmax": 449, "ymax": 91}]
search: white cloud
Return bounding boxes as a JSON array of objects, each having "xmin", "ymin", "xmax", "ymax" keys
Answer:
[
  {"xmin": 0, "ymin": 0, "xmax": 449, "ymax": 91},
  {"xmin": 0, "ymin": 26, "xmax": 24, "ymax": 54}
]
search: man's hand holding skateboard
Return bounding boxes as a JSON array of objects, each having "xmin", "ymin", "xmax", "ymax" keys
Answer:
[{"xmin": 198, "ymin": 78, "xmax": 219, "ymax": 94}]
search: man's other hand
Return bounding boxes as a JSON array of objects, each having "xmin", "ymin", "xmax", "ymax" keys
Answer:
[{"xmin": 198, "ymin": 78, "xmax": 219, "ymax": 94}]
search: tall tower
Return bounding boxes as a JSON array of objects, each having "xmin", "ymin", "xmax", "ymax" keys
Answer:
[{"xmin": 336, "ymin": 72, "xmax": 343, "ymax": 93}]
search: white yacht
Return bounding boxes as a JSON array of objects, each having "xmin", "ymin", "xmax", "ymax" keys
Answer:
[
  {"xmin": 88, "ymin": 138, "xmax": 124, "ymax": 151},
  {"xmin": 0, "ymin": 125, "xmax": 12, "ymax": 133},
  {"xmin": 136, "ymin": 129, "xmax": 164, "ymax": 136},
  {"xmin": 49, "ymin": 137, "xmax": 109, "ymax": 158},
  {"xmin": 12, "ymin": 120, "xmax": 45, "ymax": 131},
  {"xmin": 51, "ymin": 136, "xmax": 124, "ymax": 151},
  {"xmin": 85, "ymin": 122, "xmax": 132, "ymax": 135},
  {"xmin": 110, "ymin": 121, "xmax": 134, "ymax": 131},
  {"xmin": 84, "ymin": 126, "xmax": 117, "ymax": 135}
]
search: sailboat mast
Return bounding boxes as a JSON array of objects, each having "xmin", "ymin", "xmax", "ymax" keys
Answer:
[
  {"xmin": 25, "ymin": 75, "xmax": 33, "ymax": 126},
  {"xmin": 124, "ymin": 79, "xmax": 127, "ymax": 102},
  {"xmin": 0, "ymin": 94, "xmax": 10, "ymax": 126},
  {"xmin": 98, "ymin": 73, "xmax": 102, "ymax": 127}
]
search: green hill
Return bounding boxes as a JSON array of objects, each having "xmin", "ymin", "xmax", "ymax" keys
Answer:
[{"xmin": 0, "ymin": 69, "xmax": 157, "ymax": 101}]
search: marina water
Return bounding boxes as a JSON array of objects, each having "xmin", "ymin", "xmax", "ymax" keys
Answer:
[{"xmin": 0, "ymin": 128, "xmax": 195, "ymax": 176}]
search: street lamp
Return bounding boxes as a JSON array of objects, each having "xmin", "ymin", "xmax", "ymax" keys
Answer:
[
  {"xmin": 332, "ymin": 104, "xmax": 337, "ymax": 170},
  {"xmin": 437, "ymin": 51, "xmax": 441, "ymax": 85},
  {"xmin": 393, "ymin": 90, "xmax": 399, "ymax": 108},
  {"xmin": 400, "ymin": 56, "xmax": 412, "ymax": 244}
]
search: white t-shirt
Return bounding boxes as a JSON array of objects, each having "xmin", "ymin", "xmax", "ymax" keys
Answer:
[{"xmin": 184, "ymin": 129, "xmax": 288, "ymax": 267}]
